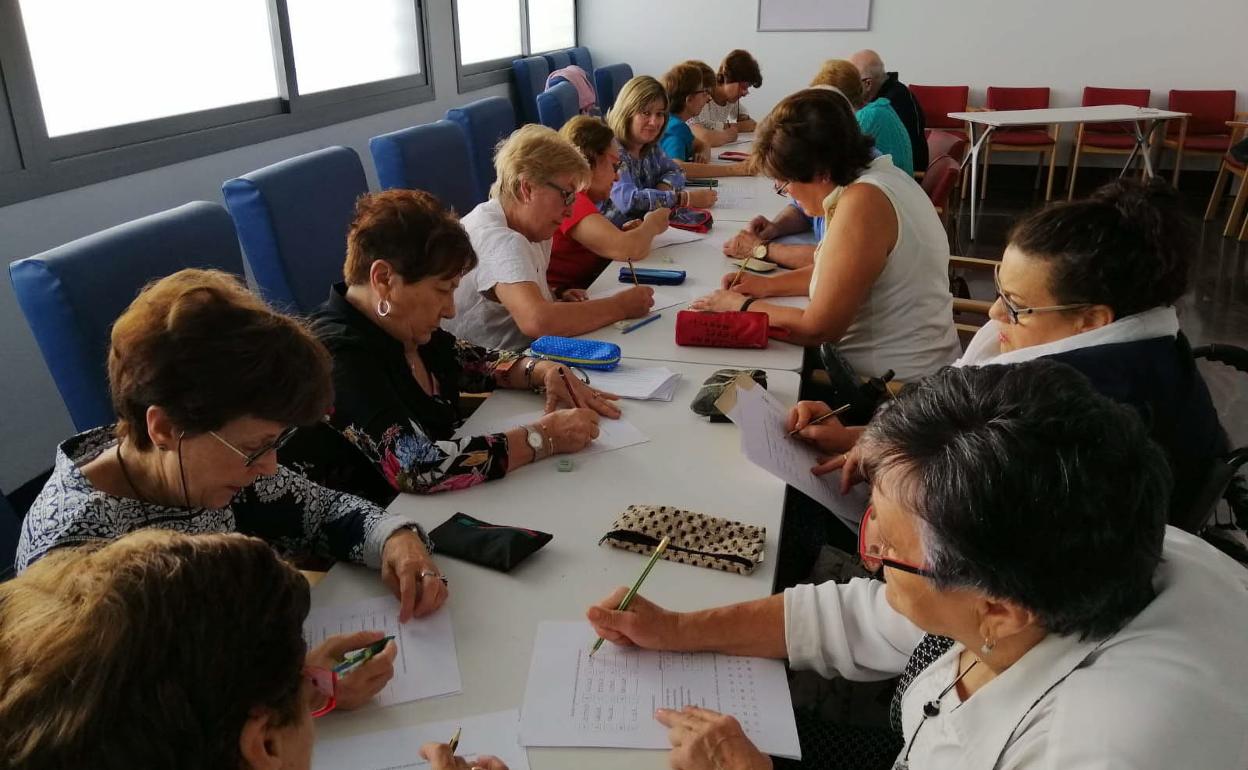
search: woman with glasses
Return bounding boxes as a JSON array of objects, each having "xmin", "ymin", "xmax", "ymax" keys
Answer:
[
  {"xmin": 444, "ymin": 124, "xmax": 654, "ymax": 351},
  {"xmin": 659, "ymin": 61, "xmax": 751, "ymax": 179},
  {"xmin": 304, "ymin": 189, "xmax": 614, "ymax": 499},
  {"xmin": 0, "ymin": 530, "xmax": 507, "ymax": 770},
  {"xmin": 16, "ymin": 269, "xmax": 448, "ymax": 624},
  {"xmin": 599, "ymin": 75, "xmax": 718, "ymax": 228},
  {"xmin": 692, "ymin": 88, "xmax": 959, "ymax": 383},
  {"xmin": 585, "ymin": 361, "xmax": 1248, "ymax": 770},
  {"xmin": 547, "ymin": 115, "xmax": 672, "ymax": 295}
]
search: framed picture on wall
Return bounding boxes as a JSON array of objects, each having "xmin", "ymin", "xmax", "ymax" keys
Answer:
[{"xmin": 757, "ymin": 0, "xmax": 872, "ymax": 31}]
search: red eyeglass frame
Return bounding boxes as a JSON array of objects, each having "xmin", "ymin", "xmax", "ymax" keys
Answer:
[
  {"xmin": 858, "ymin": 505, "xmax": 935, "ymax": 578},
  {"xmin": 303, "ymin": 666, "xmax": 338, "ymax": 718}
]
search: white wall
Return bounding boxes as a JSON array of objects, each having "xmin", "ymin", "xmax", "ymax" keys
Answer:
[
  {"xmin": 0, "ymin": 0, "xmax": 507, "ymax": 490},
  {"xmin": 582, "ymin": 0, "xmax": 1248, "ymax": 165}
]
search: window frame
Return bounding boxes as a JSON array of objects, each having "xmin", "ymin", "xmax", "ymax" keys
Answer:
[
  {"xmin": 0, "ymin": 0, "xmax": 435, "ymax": 207},
  {"xmin": 451, "ymin": 0, "xmax": 577, "ymax": 94}
]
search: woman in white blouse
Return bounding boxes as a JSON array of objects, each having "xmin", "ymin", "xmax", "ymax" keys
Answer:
[{"xmin": 586, "ymin": 361, "xmax": 1248, "ymax": 770}]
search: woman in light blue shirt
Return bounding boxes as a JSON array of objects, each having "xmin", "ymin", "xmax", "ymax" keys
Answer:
[{"xmin": 660, "ymin": 61, "xmax": 751, "ymax": 179}]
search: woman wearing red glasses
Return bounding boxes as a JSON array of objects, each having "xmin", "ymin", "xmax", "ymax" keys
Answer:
[
  {"xmin": 586, "ymin": 361, "xmax": 1248, "ymax": 770},
  {"xmin": 0, "ymin": 530, "xmax": 505, "ymax": 770}
]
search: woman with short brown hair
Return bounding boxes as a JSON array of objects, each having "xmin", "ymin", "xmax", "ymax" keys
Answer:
[
  {"xmin": 17, "ymin": 268, "xmax": 447, "ymax": 623},
  {"xmin": 660, "ymin": 61, "xmax": 751, "ymax": 179}
]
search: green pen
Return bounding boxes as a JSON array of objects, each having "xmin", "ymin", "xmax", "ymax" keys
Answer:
[
  {"xmin": 589, "ymin": 536, "xmax": 670, "ymax": 657},
  {"xmin": 332, "ymin": 635, "xmax": 395, "ymax": 675}
]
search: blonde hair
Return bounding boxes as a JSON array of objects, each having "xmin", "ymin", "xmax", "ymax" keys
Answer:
[
  {"xmin": 490, "ymin": 123, "xmax": 590, "ymax": 204},
  {"xmin": 606, "ymin": 75, "xmax": 668, "ymax": 152},
  {"xmin": 810, "ymin": 59, "xmax": 865, "ymax": 108}
]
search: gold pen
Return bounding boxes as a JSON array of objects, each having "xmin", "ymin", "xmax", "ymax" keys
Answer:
[
  {"xmin": 589, "ymin": 536, "xmax": 670, "ymax": 657},
  {"xmin": 627, "ymin": 258, "xmax": 640, "ymax": 287},
  {"xmin": 448, "ymin": 726, "xmax": 462, "ymax": 753},
  {"xmin": 787, "ymin": 403, "xmax": 852, "ymax": 437}
]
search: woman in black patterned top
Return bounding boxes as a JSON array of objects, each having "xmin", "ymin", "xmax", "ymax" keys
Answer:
[
  {"xmin": 305, "ymin": 189, "xmax": 619, "ymax": 497},
  {"xmin": 17, "ymin": 269, "xmax": 446, "ymax": 626}
]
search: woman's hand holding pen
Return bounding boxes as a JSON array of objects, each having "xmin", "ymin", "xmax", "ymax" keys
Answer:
[
  {"xmin": 305, "ymin": 630, "xmax": 396, "ymax": 710},
  {"xmin": 585, "ymin": 588, "xmax": 683, "ymax": 651},
  {"xmin": 419, "ymin": 742, "xmax": 509, "ymax": 770},
  {"xmin": 537, "ymin": 362, "xmax": 620, "ymax": 418}
]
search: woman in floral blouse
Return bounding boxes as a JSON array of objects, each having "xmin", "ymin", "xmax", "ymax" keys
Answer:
[{"xmin": 307, "ymin": 189, "xmax": 620, "ymax": 498}]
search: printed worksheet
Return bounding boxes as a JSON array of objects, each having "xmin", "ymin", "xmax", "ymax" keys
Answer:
[
  {"xmin": 312, "ymin": 710, "xmax": 530, "ymax": 770},
  {"xmin": 713, "ymin": 187, "xmax": 757, "ymax": 209},
  {"xmin": 458, "ymin": 411, "xmax": 649, "ymax": 456},
  {"xmin": 649, "ymin": 228, "xmax": 706, "ymax": 250},
  {"xmin": 303, "ymin": 596, "xmax": 461, "ymax": 708},
  {"xmin": 519, "ymin": 622, "xmax": 800, "ymax": 759}
]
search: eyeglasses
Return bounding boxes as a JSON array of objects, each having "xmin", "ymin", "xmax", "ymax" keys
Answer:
[
  {"xmin": 304, "ymin": 666, "xmax": 338, "ymax": 718},
  {"xmin": 773, "ymin": 180, "xmax": 791, "ymax": 197},
  {"xmin": 544, "ymin": 181, "xmax": 577, "ymax": 207},
  {"xmin": 993, "ymin": 265, "xmax": 1092, "ymax": 325},
  {"xmin": 209, "ymin": 426, "xmax": 298, "ymax": 468},
  {"xmin": 858, "ymin": 505, "xmax": 934, "ymax": 578}
]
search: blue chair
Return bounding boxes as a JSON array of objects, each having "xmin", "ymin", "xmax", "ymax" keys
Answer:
[
  {"xmin": 542, "ymin": 51, "xmax": 571, "ymax": 72},
  {"xmin": 537, "ymin": 82, "xmax": 579, "ymax": 131},
  {"xmin": 222, "ymin": 146, "xmax": 368, "ymax": 314},
  {"xmin": 1, "ymin": 487, "xmax": 18, "ymax": 580},
  {"xmin": 595, "ymin": 63, "xmax": 634, "ymax": 114},
  {"xmin": 511, "ymin": 55, "xmax": 550, "ymax": 125},
  {"xmin": 446, "ymin": 96, "xmax": 518, "ymax": 204},
  {"xmin": 568, "ymin": 47, "xmax": 594, "ymax": 74},
  {"xmin": 9, "ymin": 202, "xmax": 244, "ymax": 433},
  {"xmin": 370, "ymin": 120, "xmax": 482, "ymax": 216}
]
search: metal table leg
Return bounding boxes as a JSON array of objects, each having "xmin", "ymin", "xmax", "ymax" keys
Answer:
[{"xmin": 961, "ymin": 123, "xmax": 994, "ymax": 240}]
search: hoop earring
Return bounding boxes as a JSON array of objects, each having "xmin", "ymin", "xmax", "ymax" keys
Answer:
[{"xmin": 376, "ymin": 298, "xmax": 392, "ymax": 318}]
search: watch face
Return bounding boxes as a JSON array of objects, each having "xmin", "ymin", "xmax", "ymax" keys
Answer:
[
  {"xmin": 527, "ymin": 429, "xmax": 544, "ymax": 449},
  {"xmin": 752, "ymin": 244, "xmax": 767, "ymax": 260}
]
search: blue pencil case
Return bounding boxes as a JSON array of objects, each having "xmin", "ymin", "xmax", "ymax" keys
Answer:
[
  {"xmin": 528, "ymin": 336, "xmax": 621, "ymax": 371},
  {"xmin": 619, "ymin": 266, "xmax": 687, "ymax": 285}
]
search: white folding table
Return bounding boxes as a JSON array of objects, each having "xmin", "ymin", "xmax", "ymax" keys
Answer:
[{"xmin": 949, "ymin": 105, "xmax": 1187, "ymax": 239}]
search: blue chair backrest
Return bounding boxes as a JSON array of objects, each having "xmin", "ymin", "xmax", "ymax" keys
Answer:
[
  {"xmin": 537, "ymin": 81, "xmax": 579, "ymax": 130},
  {"xmin": 370, "ymin": 120, "xmax": 482, "ymax": 216},
  {"xmin": 1, "ymin": 488, "xmax": 17, "ymax": 581},
  {"xmin": 568, "ymin": 47, "xmax": 593, "ymax": 74},
  {"xmin": 511, "ymin": 56, "xmax": 550, "ymax": 125},
  {"xmin": 543, "ymin": 51, "xmax": 571, "ymax": 72},
  {"xmin": 222, "ymin": 146, "xmax": 367, "ymax": 314},
  {"xmin": 595, "ymin": 63, "xmax": 634, "ymax": 114},
  {"xmin": 9, "ymin": 202, "xmax": 244, "ymax": 432},
  {"xmin": 446, "ymin": 96, "xmax": 517, "ymax": 204}
]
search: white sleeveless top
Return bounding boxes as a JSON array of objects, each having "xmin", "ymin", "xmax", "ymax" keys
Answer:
[{"xmin": 808, "ymin": 155, "xmax": 960, "ymax": 382}]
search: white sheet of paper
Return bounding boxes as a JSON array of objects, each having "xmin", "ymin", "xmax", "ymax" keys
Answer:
[
  {"xmin": 588, "ymin": 285, "xmax": 690, "ymax": 312},
  {"xmin": 519, "ymin": 622, "xmax": 800, "ymax": 759},
  {"xmin": 458, "ymin": 411, "xmax": 650, "ymax": 456},
  {"xmin": 586, "ymin": 364, "xmax": 681, "ymax": 401},
  {"xmin": 724, "ymin": 382, "xmax": 866, "ymax": 526},
  {"xmin": 312, "ymin": 710, "xmax": 530, "ymax": 770},
  {"xmin": 303, "ymin": 597, "xmax": 461, "ymax": 708},
  {"xmin": 714, "ymin": 187, "xmax": 757, "ymax": 209},
  {"xmin": 649, "ymin": 228, "xmax": 706, "ymax": 250}
]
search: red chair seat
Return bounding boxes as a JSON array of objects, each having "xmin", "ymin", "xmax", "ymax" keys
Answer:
[
  {"xmin": 990, "ymin": 130, "xmax": 1054, "ymax": 147},
  {"xmin": 1171, "ymin": 134, "xmax": 1232, "ymax": 153},
  {"xmin": 1081, "ymin": 131, "xmax": 1138, "ymax": 150},
  {"xmin": 1230, "ymin": 156, "xmax": 1246, "ymax": 172}
]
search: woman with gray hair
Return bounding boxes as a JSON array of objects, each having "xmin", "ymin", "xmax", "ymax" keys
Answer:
[
  {"xmin": 585, "ymin": 360, "xmax": 1248, "ymax": 770},
  {"xmin": 445, "ymin": 124, "xmax": 654, "ymax": 351}
]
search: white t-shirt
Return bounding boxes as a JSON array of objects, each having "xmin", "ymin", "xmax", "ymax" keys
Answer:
[
  {"xmin": 444, "ymin": 198, "xmax": 553, "ymax": 351},
  {"xmin": 808, "ymin": 155, "xmax": 960, "ymax": 382},
  {"xmin": 687, "ymin": 98, "xmax": 749, "ymax": 131}
]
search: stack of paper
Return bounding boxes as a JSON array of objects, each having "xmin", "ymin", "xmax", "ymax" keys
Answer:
[{"xmin": 588, "ymin": 364, "xmax": 681, "ymax": 401}]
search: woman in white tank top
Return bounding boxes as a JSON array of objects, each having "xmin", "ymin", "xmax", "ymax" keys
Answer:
[{"xmin": 691, "ymin": 88, "xmax": 959, "ymax": 382}]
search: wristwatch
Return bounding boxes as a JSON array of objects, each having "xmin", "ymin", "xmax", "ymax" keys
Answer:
[
  {"xmin": 751, "ymin": 242, "xmax": 769, "ymax": 263},
  {"xmin": 524, "ymin": 424, "xmax": 548, "ymax": 461}
]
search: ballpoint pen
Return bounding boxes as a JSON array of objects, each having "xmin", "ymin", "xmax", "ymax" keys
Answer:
[
  {"xmin": 589, "ymin": 535, "xmax": 670, "ymax": 657},
  {"xmin": 627, "ymin": 259, "xmax": 640, "ymax": 287},
  {"xmin": 448, "ymin": 726, "xmax": 462, "ymax": 753},
  {"xmin": 787, "ymin": 402, "xmax": 852, "ymax": 437},
  {"xmin": 619, "ymin": 313, "xmax": 661, "ymax": 334},
  {"xmin": 332, "ymin": 635, "xmax": 396, "ymax": 675},
  {"xmin": 558, "ymin": 366, "xmax": 583, "ymax": 409}
]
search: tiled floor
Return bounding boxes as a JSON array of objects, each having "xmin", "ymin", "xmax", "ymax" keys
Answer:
[{"xmin": 945, "ymin": 166, "xmax": 1248, "ymax": 445}]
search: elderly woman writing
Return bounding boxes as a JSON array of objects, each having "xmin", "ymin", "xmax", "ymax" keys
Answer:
[
  {"xmin": 306, "ymin": 189, "xmax": 612, "ymax": 497},
  {"xmin": 587, "ymin": 361, "xmax": 1248, "ymax": 769},
  {"xmin": 444, "ymin": 124, "xmax": 654, "ymax": 351},
  {"xmin": 16, "ymin": 269, "xmax": 446, "ymax": 624}
]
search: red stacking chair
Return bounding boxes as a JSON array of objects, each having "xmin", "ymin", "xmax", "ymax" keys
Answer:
[
  {"xmin": 1204, "ymin": 120, "xmax": 1248, "ymax": 241},
  {"xmin": 1066, "ymin": 86, "xmax": 1151, "ymax": 199},
  {"xmin": 979, "ymin": 87, "xmax": 1060, "ymax": 202},
  {"xmin": 922, "ymin": 155, "xmax": 962, "ymax": 229},
  {"xmin": 927, "ymin": 131, "xmax": 968, "ymax": 164},
  {"xmin": 1163, "ymin": 90, "xmax": 1239, "ymax": 187},
  {"xmin": 910, "ymin": 85, "xmax": 970, "ymax": 139}
]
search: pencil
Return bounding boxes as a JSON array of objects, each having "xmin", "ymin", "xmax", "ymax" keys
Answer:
[
  {"xmin": 590, "ymin": 535, "xmax": 670, "ymax": 657},
  {"xmin": 448, "ymin": 726, "xmax": 462, "ymax": 753},
  {"xmin": 558, "ymin": 366, "xmax": 583, "ymax": 409},
  {"xmin": 729, "ymin": 259, "xmax": 747, "ymax": 289},
  {"xmin": 787, "ymin": 403, "xmax": 852, "ymax": 437},
  {"xmin": 627, "ymin": 259, "xmax": 639, "ymax": 286}
]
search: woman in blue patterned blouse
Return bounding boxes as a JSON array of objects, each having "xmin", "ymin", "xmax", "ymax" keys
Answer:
[
  {"xmin": 16, "ymin": 268, "xmax": 447, "ymax": 625},
  {"xmin": 600, "ymin": 75, "xmax": 718, "ymax": 227}
]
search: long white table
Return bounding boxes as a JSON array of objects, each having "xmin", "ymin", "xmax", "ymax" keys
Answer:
[
  {"xmin": 311, "ymin": 361, "xmax": 801, "ymax": 770},
  {"xmin": 949, "ymin": 104, "xmax": 1187, "ymax": 239},
  {"xmin": 579, "ymin": 234, "xmax": 808, "ymax": 371}
]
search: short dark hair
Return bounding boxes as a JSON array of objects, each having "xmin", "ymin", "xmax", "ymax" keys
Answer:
[
  {"xmin": 109, "ymin": 269, "xmax": 333, "ymax": 450},
  {"xmin": 859, "ymin": 360, "xmax": 1169, "ymax": 641},
  {"xmin": 718, "ymin": 49, "xmax": 762, "ymax": 88},
  {"xmin": 752, "ymin": 88, "xmax": 875, "ymax": 186},
  {"xmin": 344, "ymin": 189, "xmax": 478, "ymax": 285},
  {"xmin": 1007, "ymin": 178, "xmax": 1193, "ymax": 318},
  {"xmin": 0, "ymin": 530, "xmax": 310, "ymax": 769},
  {"xmin": 662, "ymin": 61, "xmax": 706, "ymax": 115},
  {"xmin": 560, "ymin": 114, "xmax": 617, "ymax": 164}
]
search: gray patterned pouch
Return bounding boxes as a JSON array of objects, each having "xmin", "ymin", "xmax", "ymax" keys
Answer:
[{"xmin": 599, "ymin": 504, "xmax": 766, "ymax": 575}]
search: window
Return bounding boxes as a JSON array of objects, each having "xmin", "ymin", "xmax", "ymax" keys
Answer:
[
  {"xmin": 287, "ymin": 0, "xmax": 424, "ymax": 95},
  {"xmin": 453, "ymin": 0, "xmax": 576, "ymax": 93},
  {"xmin": 17, "ymin": 0, "xmax": 279, "ymax": 137}
]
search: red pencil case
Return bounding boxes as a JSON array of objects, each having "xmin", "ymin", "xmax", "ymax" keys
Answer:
[
  {"xmin": 719, "ymin": 150, "xmax": 749, "ymax": 161},
  {"xmin": 676, "ymin": 310, "xmax": 772, "ymax": 348}
]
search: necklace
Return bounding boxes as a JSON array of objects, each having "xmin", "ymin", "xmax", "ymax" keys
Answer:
[
  {"xmin": 115, "ymin": 443, "xmax": 146, "ymax": 502},
  {"xmin": 894, "ymin": 657, "xmax": 980, "ymax": 769}
]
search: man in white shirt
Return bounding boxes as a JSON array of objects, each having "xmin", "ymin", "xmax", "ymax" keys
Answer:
[{"xmin": 688, "ymin": 49, "xmax": 762, "ymax": 148}]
